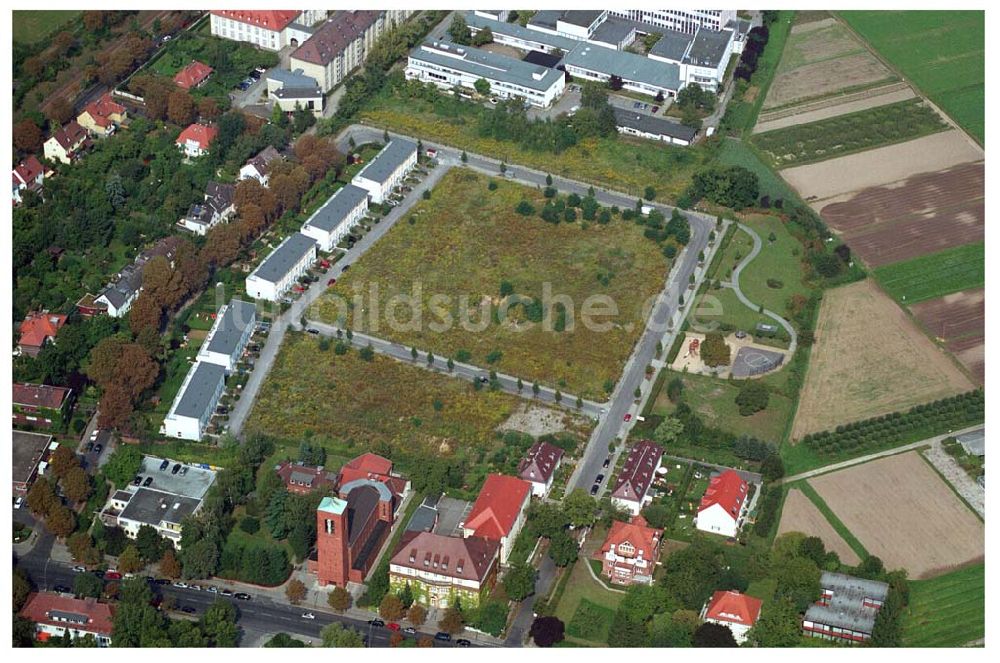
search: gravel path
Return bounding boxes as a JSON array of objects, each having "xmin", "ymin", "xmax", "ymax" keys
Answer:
[{"xmin": 923, "ymin": 440, "xmax": 984, "ymax": 517}]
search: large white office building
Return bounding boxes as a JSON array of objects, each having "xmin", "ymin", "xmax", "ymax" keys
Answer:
[
  {"xmin": 300, "ymin": 183, "xmax": 369, "ymax": 252},
  {"xmin": 162, "ymin": 361, "xmax": 227, "ymax": 441},
  {"xmin": 608, "ymin": 9, "xmax": 738, "ymax": 34},
  {"xmin": 245, "ymin": 232, "xmax": 318, "ymax": 302},
  {"xmin": 196, "ymin": 299, "xmax": 257, "ymax": 373},
  {"xmin": 351, "ymin": 139, "xmax": 418, "ymax": 204},
  {"xmin": 405, "ymin": 40, "xmax": 567, "ymax": 108},
  {"xmin": 562, "ymin": 43, "xmax": 682, "ymax": 99}
]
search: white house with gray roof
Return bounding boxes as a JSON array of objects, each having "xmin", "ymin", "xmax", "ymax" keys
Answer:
[
  {"xmin": 613, "ymin": 107, "xmax": 698, "ymax": 145},
  {"xmin": 300, "ymin": 183, "xmax": 369, "ymax": 251},
  {"xmin": 245, "ymin": 232, "xmax": 318, "ymax": 302},
  {"xmin": 406, "ymin": 40, "xmax": 567, "ymax": 108},
  {"xmin": 162, "ymin": 361, "xmax": 227, "ymax": 441},
  {"xmin": 649, "ymin": 26, "xmax": 735, "ymax": 90},
  {"xmin": 196, "ymin": 299, "xmax": 256, "ymax": 372},
  {"xmin": 562, "ymin": 42, "xmax": 681, "ymax": 98},
  {"xmin": 351, "ymin": 139, "xmax": 418, "ymax": 204}
]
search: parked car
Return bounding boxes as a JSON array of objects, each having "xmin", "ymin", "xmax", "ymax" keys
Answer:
[
  {"xmin": 173, "ymin": 581, "xmax": 189, "ymax": 589},
  {"xmin": 143, "ymin": 476, "xmax": 154, "ymax": 487},
  {"xmin": 595, "ymin": 474, "xmax": 605, "ymax": 484},
  {"xmin": 54, "ymin": 585, "xmax": 71, "ymax": 593},
  {"xmin": 590, "ymin": 484, "xmax": 599, "ymax": 496},
  {"xmin": 189, "ymin": 584, "xmax": 202, "ymax": 591},
  {"xmin": 319, "ymin": 259, "xmax": 331, "ymax": 268},
  {"xmin": 403, "ymin": 626, "xmax": 417, "ymax": 635},
  {"xmin": 93, "ymin": 444, "xmax": 103, "ymax": 454},
  {"xmin": 327, "ymin": 278, "xmax": 337, "ymax": 287},
  {"xmin": 155, "ymin": 579, "xmax": 171, "ymax": 586},
  {"xmin": 387, "ymin": 623, "xmax": 400, "ymax": 632},
  {"xmin": 456, "ymin": 639, "xmax": 471, "ymax": 647},
  {"xmin": 434, "ymin": 632, "xmax": 452, "ymax": 642},
  {"xmin": 14, "ymin": 497, "xmax": 24, "ymax": 509},
  {"xmin": 633, "ymin": 101, "xmax": 642, "ymax": 109},
  {"xmin": 623, "ymin": 413, "xmax": 632, "ymax": 422},
  {"xmin": 306, "ymin": 328, "xmax": 320, "ymax": 335},
  {"xmin": 340, "ymin": 264, "xmax": 350, "ymax": 271},
  {"xmin": 159, "ymin": 459, "xmax": 170, "ymax": 471},
  {"xmin": 181, "ymin": 606, "xmax": 196, "ymax": 614},
  {"xmin": 234, "ymin": 593, "xmax": 252, "ymax": 601},
  {"xmin": 133, "ymin": 476, "xmax": 143, "ymax": 486},
  {"xmin": 302, "ymin": 613, "xmax": 315, "ymax": 620},
  {"xmin": 207, "ymin": 586, "xmax": 218, "ymax": 593},
  {"xmin": 652, "ymin": 105, "xmax": 660, "ymax": 113},
  {"xmin": 85, "ymin": 442, "xmax": 94, "ymax": 452},
  {"xmin": 72, "ymin": 566, "xmax": 86, "ymax": 573},
  {"xmin": 368, "ymin": 618, "xmax": 385, "ymax": 628},
  {"xmin": 220, "ymin": 589, "xmax": 233, "ymax": 597},
  {"xmin": 179, "ymin": 467, "xmax": 188, "ymax": 476},
  {"xmin": 602, "ymin": 457, "xmax": 611, "ymax": 468},
  {"xmin": 93, "ymin": 570, "xmax": 105, "ymax": 579},
  {"xmin": 171, "ymin": 463, "xmax": 181, "ymax": 475},
  {"xmin": 105, "ymin": 571, "xmax": 122, "ymax": 580}
]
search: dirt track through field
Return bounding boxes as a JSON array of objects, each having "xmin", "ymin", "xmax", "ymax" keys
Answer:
[
  {"xmin": 810, "ymin": 452, "xmax": 984, "ymax": 578},
  {"xmin": 818, "ymin": 162, "xmax": 984, "ymax": 268},
  {"xmin": 791, "ymin": 280, "xmax": 973, "ymax": 438},
  {"xmin": 782, "ymin": 131, "xmax": 983, "ymax": 202},
  {"xmin": 777, "ymin": 489, "xmax": 860, "ymax": 565},
  {"xmin": 912, "ymin": 289, "xmax": 985, "ymax": 384}
]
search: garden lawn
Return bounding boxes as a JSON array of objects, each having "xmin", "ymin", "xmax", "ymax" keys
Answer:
[
  {"xmin": 567, "ymin": 599, "xmax": 617, "ymax": 643},
  {"xmin": 13, "ymin": 10, "xmax": 80, "ymax": 44},
  {"xmin": 317, "ymin": 168, "xmax": 671, "ymax": 398},
  {"xmin": 874, "ymin": 242, "xmax": 985, "ymax": 304},
  {"xmin": 739, "ymin": 214, "xmax": 814, "ymax": 317},
  {"xmin": 359, "ymin": 85, "xmax": 712, "ymax": 200},
  {"xmin": 715, "ymin": 138, "xmax": 799, "ymax": 202},
  {"xmin": 902, "ymin": 563, "xmax": 984, "ymax": 646},
  {"xmin": 554, "ymin": 557, "xmax": 624, "ymax": 646},
  {"xmin": 751, "ymin": 99, "xmax": 948, "ymax": 168},
  {"xmin": 693, "ymin": 287, "xmax": 788, "ymax": 344},
  {"xmin": 840, "ymin": 11, "xmax": 984, "ymax": 144},
  {"xmin": 245, "ymin": 332, "xmax": 591, "ymax": 471}
]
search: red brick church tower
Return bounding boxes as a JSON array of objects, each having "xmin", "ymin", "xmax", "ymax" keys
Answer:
[{"xmin": 316, "ymin": 496, "xmax": 350, "ymax": 587}]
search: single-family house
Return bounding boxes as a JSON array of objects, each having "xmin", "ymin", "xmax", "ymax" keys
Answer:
[
  {"xmin": 595, "ymin": 514, "xmax": 662, "ymax": 585},
  {"xmin": 12, "ymin": 155, "xmax": 45, "ymax": 204},
  {"xmin": 695, "ymin": 469, "xmax": 750, "ymax": 538},
  {"xmin": 461, "ymin": 474, "xmax": 532, "ymax": 565},
  {"xmin": 517, "ymin": 440, "xmax": 565, "ymax": 497},
  {"xmin": 701, "ymin": 590, "xmax": 762, "ymax": 643},
  {"xmin": 178, "ymin": 181, "xmax": 236, "ymax": 235},
  {"xmin": 43, "ymin": 121, "xmax": 91, "ymax": 165},
  {"xmin": 238, "ymin": 145, "xmax": 283, "ymax": 186},
  {"xmin": 173, "ymin": 60, "xmax": 214, "ymax": 89},
  {"xmin": 18, "ymin": 311, "xmax": 67, "ymax": 357},
  {"xmin": 12, "ymin": 383, "xmax": 73, "ymax": 430},
  {"xmin": 176, "ymin": 123, "xmax": 218, "ymax": 158},
  {"xmin": 612, "ymin": 107, "xmax": 698, "ymax": 146},
  {"xmin": 275, "ymin": 461, "xmax": 338, "ymax": 495},
  {"xmin": 77, "ymin": 93, "xmax": 127, "ymax": 137},
  {"xmin": 610, "ymin": 439, "xmax": 663, "ymax": 514},
  {"xmin": 19, "ymin": 592, "xmax": 115, "ymax": 646}
]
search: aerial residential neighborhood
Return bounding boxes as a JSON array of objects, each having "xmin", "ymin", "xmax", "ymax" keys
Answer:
[{"xmin": 9, "ymin": 4, "xmax": 986, "ymax": 652}]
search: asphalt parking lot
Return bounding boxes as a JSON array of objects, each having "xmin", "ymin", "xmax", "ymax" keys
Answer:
[{"xmin": 433, "ymin": 497, "xmax": 473, "ymax": 537}]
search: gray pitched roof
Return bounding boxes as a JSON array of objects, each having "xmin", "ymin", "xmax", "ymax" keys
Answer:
[
  {"xmin": 563, "ymin": 42, "xmax": 681, "ymax": 91},
  {"xmin": 250, "ymin": 232, "xmax": 317, "ymax": 284},
  {"xmin": 411, "ymin": 40, "xmax": 565, "ymax": 93},
  {"xmin": 204, "ymin": 299, "xmax": 256, "ymax": 357},
  {"xmin": 354, "ymin": 139, "xmax": 417, "ymax": 186},
  {"xmin": 171, "ymin": 361, "xmax": 225, "ymax": 420},
  {"xmin": 98, "ymin": 263, "xmax": 143, "ymax": 309},
  {"xmin": 613, "ymin": 107, "xmax": 697, "ymax": 142},
  {"xmin": 303, "ymin": 184, "xmax": 369, "ymax": 233},
  {"xmin": 273, "ymin": 86, "xmax": 322, "ymax": 99}
]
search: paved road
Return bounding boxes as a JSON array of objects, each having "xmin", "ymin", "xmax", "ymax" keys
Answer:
[
  {"xmin": 777, "ymin": 424, "xmax": 986, "ymax": 485},
  {"xmin": 505, "ymin": 553, "xmax": 556, "ymax": 647},
  {"xmin": 228, "ymin": 157, "xmax": 454, "ymax": 437},
  {"xmin": 303, "ymin": 320, "xmax": 604, "ymax": 418},
  {"xmin": 726, "ymin": 222, "xmax": 797, "ymax": 355},
  {"xmin": 15, "ymin": 541, "xmax": 478, "ymax": 648}
]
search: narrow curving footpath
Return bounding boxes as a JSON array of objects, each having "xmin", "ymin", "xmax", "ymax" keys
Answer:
[{"xmin": 726, "ymin": 222, "xmax": 798, "ymax": 356}]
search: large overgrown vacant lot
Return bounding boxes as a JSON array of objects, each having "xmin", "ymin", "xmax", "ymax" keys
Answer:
[
  {"xmin": 840, "ymin": 10, "xmax": 985, "ymax": 143},
  {"xmin": 790, "ymin": 280, "xmax": 974, "ymax": 439},
  {"xmin": 245, "ymin": 333, "xmax": 591, "ymax": 469},
  {"xmin": 317, "ymin": 168, "xmax": 672, "ymax": 398},
  {"xmin": 13, "ymin": 10, "xmax": 80, "ymax": 44},
  {"xmin": 809, "ymin": 452, "xmax": 984, "ymax": 579},
  {"xmin": 752, "ymin": 98, "xmax": 948, "ymax": 168}
]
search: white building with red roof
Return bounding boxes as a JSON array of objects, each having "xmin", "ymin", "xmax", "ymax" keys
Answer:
[
  {"xmin": 701, "ymin": 590, "xmax": 762, "ymax": 643},
  {"xmin": 77, "ymin": 93, "xmax": 127, "ymax": 137},
  {"xmin": 19, "ymin": 592, "xmax": 115, "ymax": 646},
  {"xmin": 461, "ymin": 473, "xmax": 532, "ymax": 564},
  {"xmin": 595, "ymin": 514, "xmax": 662, "ymax": 586},
  {"xmin": 518, "ymin": 440, "xmax": 565, "ymax": 497},
  {"xmin": 610, "ymin": 439, "xmax": 664, "ymax": 515},
  {"xmin": 173, "ymin": 60, "xmax": 214, "ymax": 90},
  {"xmin": 176, "ymin": 123, "xmax": 218, "ymax": 158},
  {"xmin": 12, "ymin": 155, "xmax": 45, "ymax": 204},
  {"xmin": 43, "ymin": 121, "xmax": 90, "ymax": 165},
  {"xmin": 695, "ymin": 469, "xmax": 750, "ymax": 538},
  {"xmin": 210, "ymin": 10, "xmax": 304, "ymax": 51}
]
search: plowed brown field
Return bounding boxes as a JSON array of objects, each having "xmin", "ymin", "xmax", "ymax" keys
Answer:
[{"xmin": 912, "ymin": 288, "xmax": 985, "ymax": 384}]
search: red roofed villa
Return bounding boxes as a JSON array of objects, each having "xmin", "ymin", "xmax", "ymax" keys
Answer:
[
  {"xmin": 12, "ymin": 155, "xmax": 45, "ymax": 204},
  {"xmin": 176, "ymin": 123, "xmax": 218, "ymax": 158},
  {"xmin": 77, "ymin": 93, "xmax": 127, "ymax": 136},
  {"xmin": 462, "ymin": 473, "xmax": 532, "ymax": 564},
  {"xmin": 695, "ymin": 469, "xmax": 751, "ymax": 538},
  {"xmin": 610, "ymin": 439, "xmax": 664, "ymax": 515},
  {"xmin": 388, "ymin": 530, "xmax": 500, "ymax": 609},
  {"xmin": 19, "ymin": 592, "xmax": 115, "ymax": 646},
  {"xmin": 701, "ymin": 590, "xmax": 762, "ymax": 643},
  {"xmin": 596, "ymin": 514, "xmax": 663, "ymax": 586},
  {"xmin": 18, "ymin": 311, "xmax": 67, "ymax": 357},
  {"xmin": 518, "ymin": 440, "xmax": 565, "ymax": 497},
  {"xmin": 173, "ymin": 60, "xmax": 214, "ymax": 90}
]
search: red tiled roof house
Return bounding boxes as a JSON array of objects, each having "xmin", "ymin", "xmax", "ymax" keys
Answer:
[
  {"xmin": 13, "ymin": 383, "xmax": 73, "ymax": 429},
  {"xmin": 19, "ymin": 592, "xmax": 115, "ymax": 646},
  {"xmin": 695, "ymin": 469, "xmax": 750, "ymax": 538},
  {"xmin": 77, "ymin": 93, "xmax": 127, "ymax": 136},
  {"xmin": 518, "ymin": 440, "xmax": 565, "ymax": 498},
  {"xmin": 461, "ymin": 473, "xmax": 532, "ymax": 564},
  {"xmin": 43, "ymin": 121, "xmax": 91, "ymax": 165},
  {"xmin": 275, "ymin": 460, "xmax": 337, "ymax": 495},
  {"xmin": 18, "ymin": 311, "xmax": 68, "ymax": 357},
  {"xmin": 701, "ymin": 590, "xmax": 762, "ymax": 643},
  {"xmin": 610, "ymin": 439, "xmax": 663, "ymax": 515},
  {"xmin": 595, "ymin": 514, "xmax": 662, "ymax": 586},
  {"xmin": 389, "ymin": 531, "xmax": 500, "ymax": 609},
  {"xmin": 12, "ymin": 155, "xmax": 45, "ymax": 204},
  {"xmin": 173, "ymin": 60, "xmax": 215, "ymax": 90},
  {"xmin": 176, "ymin": 123, "xmax": 218, "ymax": 158}
]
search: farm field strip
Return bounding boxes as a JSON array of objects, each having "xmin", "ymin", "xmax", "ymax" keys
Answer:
[
  {"xmin": 840, "ymin": 10, "xmax": 985, "ymax": 143},
  {"xmin": 902, "ymin": 563, "xmax": 985, "ymax": 647},
  {"xmin": 809, "ymin": 452, "xmax": 984, "ymax": 579},
  {"xmin": 874, "ymin": 242, "xmax": 984, "ymax": 304},
  {"xmin": 752, "ymin": 98, "xmax": 948, "ymax": 168},
  {"xmin": 775, "ymin": 488, "xmax": 861, "ymax": 565},
  {"xmin": 753, "ymin": 83, "xmax": 914, "ymax": 133},
  {"xmin": 911, "ymin": 289, "xmax": 985, "ymax": 384},
  {"xmin": 790, "ymin": 280, "xmax": 973, "ymax": 439}
]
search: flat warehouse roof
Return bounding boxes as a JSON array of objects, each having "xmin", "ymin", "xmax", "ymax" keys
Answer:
[
  {"xmin": 410, "ymin": 40, "xmax": 564, "ymax": 92},
  {"xmin": 204, "ymin": 299, "xmax": 256, "ymax": 357},
  {"xmin": 563, "ymin": 43, "xmax": 681, "ymax": 91},
  {"xmin": 354, "ymin": 139, "xmax": 418, "ymax": 186},
  {"xmin": 250, "ymin": 232, "xmax": 317, "ymax": 284},
  {"xmin": 13, "ymin": 430, "xmax": 52, "ymax": 485},
  {"xmin": 303, "ymin": 184, "xmax": 369, "ymax": 232},
  {"xmin": 119, "ymin": 487, "xmax": 202, "ymax": 527},
  {"xmin": 170, "ymin": 361, "xmax": 226, "ymax": 420}
]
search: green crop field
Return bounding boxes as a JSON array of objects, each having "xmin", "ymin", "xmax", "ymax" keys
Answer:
[
  {"xmin": 902, "ymin": 563, "xmax": 984, "ymax": 646},
  {"xmin": 840, "ymin": 11, "xmax": 984, "ymax": 144},
  {"xmin": 317, "ymin": 168, "xmax": 672, "ymax": 398},
  {"xmin": 752, "ymin": 99, "xmax": 948, "ymax": 168},
  {"xmin": 874, "ymin": 242, "xmax": 985, "ymax": 304},
  {"xmin": 13, "ymin": 10, "xmax": 80, "ymax": 44}
]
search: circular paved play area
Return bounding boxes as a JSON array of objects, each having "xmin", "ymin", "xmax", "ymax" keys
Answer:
[{"xmin": 731, "ymin": 346, "xmax": 785, "ymax": 378}]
